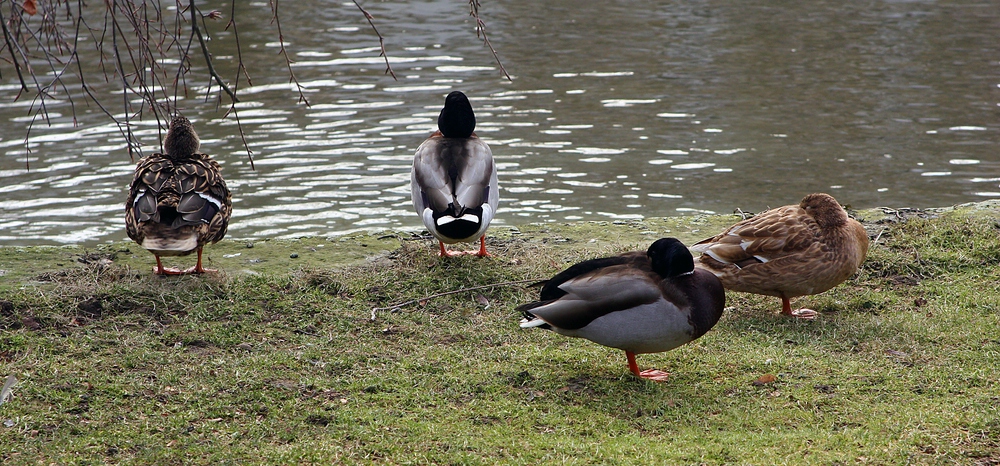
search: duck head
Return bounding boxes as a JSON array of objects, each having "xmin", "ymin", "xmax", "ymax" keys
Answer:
[
  {"xmin": 438, "ymin": 91, "xmax": 476, "ymax": 138},
  {"xmin": 163, "ymin": 115, "xmax": 201, "ymax": 159},
  {"xmin": 647, "ymin": 237, "xmax": 695, "ymax": 278},
  {"xmin": 800, "ymin": 193, "xmax": 848, "ymax": 230}
]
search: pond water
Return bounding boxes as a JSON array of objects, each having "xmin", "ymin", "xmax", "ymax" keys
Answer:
[{"xmin": 1, "ymin": 0, "xmax": 998, "ymax": 246}]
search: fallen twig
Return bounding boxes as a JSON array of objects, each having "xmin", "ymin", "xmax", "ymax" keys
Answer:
[
  {"xmin": 872, "ymin": 226, "xmax": 886, "ymax": 247},
  {"xmin": 370, "ymin": 278, "xmax": 539, "ymax": 320}
]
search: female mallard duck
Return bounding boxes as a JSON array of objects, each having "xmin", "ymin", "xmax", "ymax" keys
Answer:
[
  {"xmin": 518, "ymin": 238, "xmax": 726, "ymax": 382},
  {"xmin": 411, "ymin": 91, "xmax": 498, "ymax": 257},
  {"xmin": 125, "ymin": 115, "xmax": 232, "ymax": 275},
  {"xmin": 691, "ymin": 193, "xmax": 869, "ymax": 319}
]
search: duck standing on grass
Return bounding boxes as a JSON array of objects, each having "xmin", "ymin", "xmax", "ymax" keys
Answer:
[
  {"xmin": 411, "ymin": 91, "xmax": 498, "ymax": 257},
  {"xmin": 518, "ymin": 238, "xmax": 726, "ymax": 382},
  {"xmin": 125, "ymin": 115, "xmax": 232, "ymax": 275},
  {"xmin": 691, "ymin": 193, "xmax": 869, "ymax": 319}
]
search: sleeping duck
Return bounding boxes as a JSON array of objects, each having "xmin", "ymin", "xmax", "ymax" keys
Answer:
[
  {"xmin": 518, "ymin": 238, "xmax": 726, "ymax": 382},
  {"xmin": 125, "ymin": 115, "xmax": 232, "ymax": 275},
  {"xmin": 411, "ymin": 91, "xmax": 498, "ymax": 257},
  {"xmin": 691, "ymin": 193, "xmax": 869, "ymax": 319}
]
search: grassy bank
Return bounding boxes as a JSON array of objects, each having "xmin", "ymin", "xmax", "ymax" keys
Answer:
[{"xmin": 1, "ymin": 204, "xmax": 999, "ymax": 464}]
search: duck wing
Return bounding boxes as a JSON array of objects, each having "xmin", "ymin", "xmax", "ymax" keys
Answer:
[
  {"xmin": 536, "ymin": 252, "xmax": 647, "ymax": 300},
  {"xmin": 519, "ymin": 260, "xmax": 662, "ymax": 331},
  {"xmin": 174, "ymin": 154, "xmax": 232, "ymax": 244},
  {"xmin": 412, "ymin": 134, "xmax": 495, "ymax": 215},
  {"xmin": 125, "ymin": 153, "xmax": 231, "ymax": 246},
  {"xmin": 452, "ymin": 138, "xmax": 495, "ymax": 213},
  {"xmin": 692, "ymin": 205, "xmax": 819, "ymax": 267},
  {"xmin": 125, "ymin": 154, "xmax": 171, "ymax": 243}
]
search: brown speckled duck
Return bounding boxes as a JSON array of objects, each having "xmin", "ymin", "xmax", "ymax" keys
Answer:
[
  {"xmin": 125, "ymin": 115, "xmax": 232, "ymax": 275},
  {"xmin": 690, "ymin": 193, "xmax": 869, "ymax": 319},
  {"xmin": 411, "ymin": 91, "xmax": 498, "ymax": 257},
  {"xmin": 518, "ymin": 238, "xmax": 726, "ymax": 382}
]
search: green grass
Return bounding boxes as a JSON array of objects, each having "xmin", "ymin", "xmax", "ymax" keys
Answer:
[{"xmin": 1, "ymin": 206, "xmax": 999, "ymax": 464}]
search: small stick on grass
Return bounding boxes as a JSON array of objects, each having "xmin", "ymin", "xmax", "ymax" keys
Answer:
[{"xmin": 370, "ymin": 278, "xmax": 539, "ymax": 320}]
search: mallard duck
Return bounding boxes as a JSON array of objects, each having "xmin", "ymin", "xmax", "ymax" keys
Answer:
[
  {"xmin": 411, "ymin": 91, "xmax": 498, "ymax": 257},
  {"xmin": 518, "ymin": 238, "xmax": 726, "ymax": 382},
  {"xmin": 691, "ymin": 193, "xmax": 869, "ymax": 319},
  {"xmin": 125, "ymin": 115, "xmax": 232, "ymax": 275}
]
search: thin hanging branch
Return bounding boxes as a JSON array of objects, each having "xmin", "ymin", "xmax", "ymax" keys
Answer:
[
  {"xmin": 223, "ymin": 1, "xmax": 255, "ymax": 170},
  {"xmin": 1, "ymin": 0, "xmax": 512, "ymax": 170},
  {"xmin": 0, "ymin": 4, "xmax": 29, "ymax": 96},
  {"xmin": 189, "ymin": 1, "xmax": 238, "ymax": 103},
  {"xmin": 268, "ymin": 0, "xmax": 310, "ymax": 105},
  {"xmin": 468, "ymin": 0, "xmax": 511, "ymax": 81},
  {"xmin": 352, "ymin": 0, "xmax": 396, "ymax": 80},
  {"xmin": 369, "ymin": 278, "xmax": 539, "ymax": 320}
]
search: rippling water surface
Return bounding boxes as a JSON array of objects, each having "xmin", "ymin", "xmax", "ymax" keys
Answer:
[{"xmin": 1, "ymin": 0, "xmax": 998, "ymax": 245}]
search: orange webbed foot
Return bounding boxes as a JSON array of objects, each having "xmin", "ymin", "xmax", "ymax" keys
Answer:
[
  {"xmin": 780, "ymin": 298, "xmax": 818, "ymax": 319},
  {"xmin": 637, "ymin": 369, "xmax": 671, "ymax": 382},
  {"xmin": 788, "ymin": 308, "xmax": 818, "ymax": 319},
  {"xmin": 153, "ymin": 265, "xmax": 187, "ymax": 275}
]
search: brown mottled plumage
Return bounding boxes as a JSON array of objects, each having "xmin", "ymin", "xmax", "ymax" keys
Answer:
[
  {"xmin": 125, "ymin": 115, "xmax": 232, "ymax": 275},
  {"xmin": 691, "ymin": 193, "xmax": 869, "ymax": 319}
]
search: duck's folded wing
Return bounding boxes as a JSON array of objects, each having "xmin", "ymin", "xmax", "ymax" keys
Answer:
[
  {"xmin": 527, "ymin": 267, "xmax": 662, "ymax": 330},
  {"xmin": 693, "ymin": 208, "xmax": 817, "ymax": 265},
  {"xmin": 453, "ymin": 139, "xmax": 494, "ymax": 210},
  {"xmin": 126, "ymin": 155, "xmax": 171, "ymax": 225},
  {"xmin": 412, "ymin": 138, "xmax": 454, "ymax": 213},
  {"xmin": 538, "ymin": 253, "xmax": 645, "ymax": 300}
]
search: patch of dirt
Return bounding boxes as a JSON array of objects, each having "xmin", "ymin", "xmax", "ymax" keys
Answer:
[
  {"xmin": 887, "ymin": 274, "xmax": 920, "ymax": 286},
  {"xmin": 77, "ymin": 251, "xmax": 117, "ymax": 265},
  {"xmin": 436, "ymin": 334, "xmax": 465, "ymax": 345},
  {"xmin": 77, "ymin": 296, "xmax": 104, "ymax": 319},
  {"xmin": 0, "ymin": 300, "xmax": 18, "ymax": 330},
  {"xmin": 557, "ymin": 375, "xmax": 596, "ymax": 395},
  {"xmin": 866, "ymin": 207, "xmax": 937, "ymax": 225},
  {"xmin": 505, "ymin": 370, "xmax": 535, "ymax": 387},
  {"xmin": 304, "ymin": 414, "xmax": 332, "ymax": 426}
]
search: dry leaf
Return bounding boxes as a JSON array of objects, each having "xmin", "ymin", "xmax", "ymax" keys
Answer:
[
  {"xmin": 752, "ymin": 374, "xmax": 777, "ymax": 386},
  {"xmin": 23, "ymin": 0, "xmax": 37, "ymax": 16}
]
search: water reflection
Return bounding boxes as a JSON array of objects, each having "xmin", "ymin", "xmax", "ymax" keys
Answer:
[{"xmin": 1, "ymin": 0, "xmax": 998, "ymax": 245}]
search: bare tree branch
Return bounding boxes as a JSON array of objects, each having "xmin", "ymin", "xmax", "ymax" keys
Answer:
[
  {"xmin": 224, "ymin": 1, "xmax": 255, "ymax": 170},
  {"xmin": 352, "ymin": 0, "xmax": 396, "ymax": 80},
  {"xmin": 189, "ymin": 1, "xmax": 238, "ymax": 103},
  {"xmin": 468, "ymin": 0, "xmax": 511, "ymax": 81},
  {"xmin": 0, "ymin": 2, "xmax": 30, "ymax": 96},
  {"xmin": 268, "ymin": 0, "xmax": 309, "ymax": 105},
  {"xmin": 0, "ymin": 0, "xmax": 512, "ymax": 170}
]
